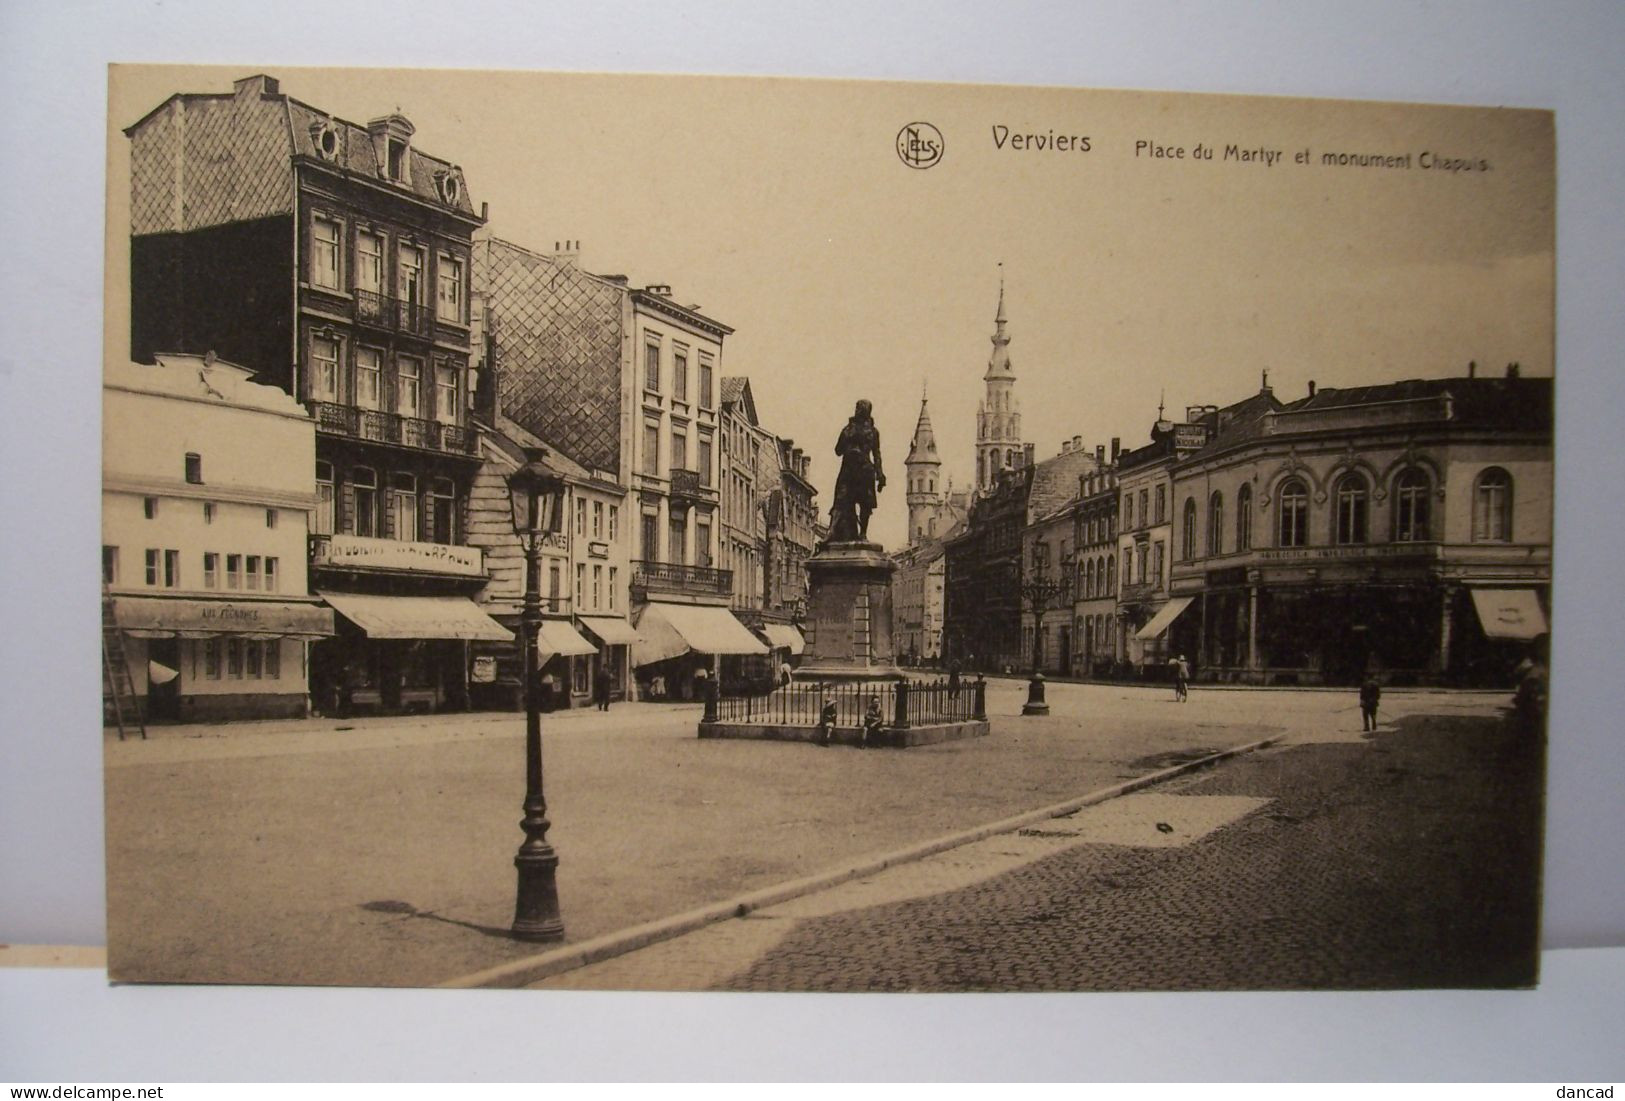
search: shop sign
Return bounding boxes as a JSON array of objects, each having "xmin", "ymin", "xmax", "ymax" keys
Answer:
[
  {"xmin": 313, "ymin": 533, "xmax": 484, "ymax": 577},
  {"xmin": 471, "ymin": 655, "xmax": 497, "ymax": 683},
  {"xmin": 1174, "ymin": 424, "xmax": 1209, "ymax": 449},
  {"xmin": 589, "ymin": 541, "xmax": 610, "ymax": 558},
  {"xmin": 1258, "ymin": 545, "xmax": 1431, "ymax": 563}
]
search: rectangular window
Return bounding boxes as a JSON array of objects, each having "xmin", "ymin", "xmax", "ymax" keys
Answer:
[
  {"xmin": 673, "ymin": 348, "xmax": 688, "ymax": 401},
  {"xmin": 592, "ymin": 564, "xmax": 602, "ymax": 610},
  {"xmin": 356, "ymin": 348, "xmax": 382, "ymax": 410},
  {"xmin": 144, "ymin": 549, "xmax": 159, "ymax": 586},
  {"xmin": 185, "ymin": 453, "xmax": 203, "ymax": 484},
  {"xmin": 1155, "ymin": 486, "xmax": 1167, "ymax": 525},
  {"xmin": 353, "ymin": 468, "xmax": 378, "ymax": 538},
  {"xmin": 434, "ymin": 363, "xmax": 458, "ymax": 424},
  {"xmin": 164, "ymin": 549, "xmax": 180, "ymax": 588},
  {"xmin": 548, "ymin": 561, "xmax": 562, "ymax": 613},
  {"xmin": 387, "ymin": 139, "xmax": 407, "ymax": 181},
  {"xmin": 1152, "ymin": 541, "xmax": 1164, "ymax": 586},
  {"xmin": 575, "ymin": 563, "xmax": 585, "ymax": 608},
  {"xmin": 1138, "ymin": 490, "xmax": 1149, "ymax": 528},
  {"xmin": 203, "ymin": 502, "xmax": 214, "ymax": 525},
  {"xmin": 593, "ymin": 501, "xmax": 604, "ymax": 539},
  {"xmin": 204, "ymin": 639, "xmax": 221, "ymax": 679},
  {"xmin": 668, "ymin": 515, "xmax": 687, "ymax": 564},
  {"xmin": 102, "ymin": 546, "xmax": 119, "ymax": 585},
  {"xmin": 643, "ymin": 420, "xmax": 659, "ymax": 476},
  {"xmin": 262, "ymin": 509, "xmax": 276, "ymax": 530},
  {"xmin": 144, "ymin": 497, "xmax": 157, "ymax": 520},
  {"xmin": 1122, "ymin": 495, "xmax": 1131, "ymax": 529},
  {"xmin": 696, "ymin": 519, "xmax": 712, "ymax": 568},
  {"xmin": 203, "ymin": 552, "xmax": 218, "ymax": 589},
  {"xmin": 609, "ymin": 566, "xmax": 618, "ymax": 611},
  {"xmin": 264, "ymin": 557, "xmax": 278, "ymax": 593},
  {"xmin": 227, "ymin": 639, "xmax": 242, "ymax": 678},
  {"xmin": 390, "ymin": 473, "xmax": 418, "ymax": 541},
  {"xmin": 246, "ymin": 640, "xmax": 262, "ymax": 678},
  {"xmin": 575, "ymin": 497, "xmax": 587, "ymax": 538},
  {"xmin": 315, "ymin": 461, "xmax": 335, "ymax": 536},
  {"xmin": 265, "ymin": 641, "xmax": 281, "ymax": 679},
  {"xmin": 399, "ymin": 246, "xmax": 424, "ymax": 305},
  {"xmin": 699, "ymin": 356, "xmax": 714, "ymax": 409},
  {"xmin": 697, "ymin": 435, "xmax": 713, "ymax": 487},
  {"xmin": 311, "ymin": 217, "xmax": 341, "ymax": 290},
  {"xmin": 644, "ymin": 340, "xmax": 661, "ymax": 392},
  {"xmin": 1136, "ymin": 544, "xmax": 1149, "ymax": 585},
  {"xmin": 672, "ymin": 429, "xmax": 688, "ymax": 473},
  {"xmin": 226, "ymin": 554, "xmax": 242, "ymax": 590},
  {"xmin": 437, "ymin": 254, "xmax": 464, "ymax": 322},
  {"xmin": 608, "ymin": 505, "xmax": 619, "ymax": 543},
  {"xmin": 642, "ymin": 513, "xmax": 659, "ymax": 561},
  {"xmin": 397, "ymin": 356, "xmax": 422, "ymax": 417},
  {"xmin": 245, "ymin": 555, "xmax": 260, "ymax": 591},
  {"xmin": 312, "ymin": 336, "xmax": 341, "ymax": 401},
  {"xmin": 356, "ymin": 231, "xmax": 383, "ymax": 294},
  {"xmin": 429, "ymin": 478, "xmax": 455, "ymax": 544}
]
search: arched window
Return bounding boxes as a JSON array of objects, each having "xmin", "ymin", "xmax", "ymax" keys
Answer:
[
  {"xmin": 1236, "ymin": 483, "xmax": 1253, "ymax": 551},
  {"xmin": 1394, "ymin": 468, "xmax": 1431, "ymax": 542},
  {"xmin": 1085, "ymin": 559, "xmax": 1095, "ymax": 599},
  {"xmin": 1334, "ymin": 473, "xmax": 1368, "ymax": 545},
  {"xmin": 1181, "ymin": 498, "xmax": 1197, "ymax": 561},
  {"xmin": 1473, "ymin": 467, "xmax": 1513, "ymax": 541},
  {"xmin": 1208, "ymin": 492, "xmax": 1224, "ymax": 556},
  {"xmin": 1106, "ymin": 555, "xmax": 1115, "ymax": 593},
  {"xmin": 1278, "ymin": 478, "xmax": 1308, "ymax": 547}
]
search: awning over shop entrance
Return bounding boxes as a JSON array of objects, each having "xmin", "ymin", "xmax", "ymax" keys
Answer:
[
  {"xmin": 1469, "ymin": 588, "xmax": 1548, "ymax": 641},
  {"xmin": 318, "ymin": 591, "xmax": 513, "ymax": 641},
  {"xmin": 632, "ymin": 601, "xmax": 770, "ymax": 666},
  {"xmin": 759, "ymin": 623, "xmax": 806, "ymax": 655},
  {"xmin": 577, "ymin": 616, "xmax": 641, "ymax": 646},
  {"xmin": 536, "ymin": 619, "xmax": 597, "ymax": 657},
  {"xmin": 1134, "ymin": 596, "xmax": 1196, "ymax": 641},
  {"xmin": 113, "ymin": 596, "xmax": 334, "ymax": 639}
]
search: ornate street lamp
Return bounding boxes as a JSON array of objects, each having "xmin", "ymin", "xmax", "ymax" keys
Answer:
[{"xmin": 506, "ymin": 445, "xmax": 568, "ymax": 941}]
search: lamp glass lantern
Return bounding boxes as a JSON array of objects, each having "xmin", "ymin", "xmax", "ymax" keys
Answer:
[{"xmin": 507, "ymin": 447, "xmax": 566, "ymax": 545}]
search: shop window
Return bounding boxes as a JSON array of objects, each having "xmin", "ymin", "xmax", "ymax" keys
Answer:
[
  {"xmin": 102, "ymin": 546, "xmax": 118, "ymax": 585},
  {"xmin": 227, "ymin": 639, "xmax": 243, "ymax": 678},
  {"xmin": 185, "ymin": 453, "xmax": 203, "ymax": 484},
  {"xmin": 204, "ymin": 639, "xmax": 221, "ymax": 679},
  {"xmin": 1181, "ymin": 499, "xmax": 1197, "ymax": 561},
  {"xmin": 1473, "ymin": 468, "xmax": 1513, "ymax": 542},
  {"xmin": 1236, "ymin": 484, "xmax": 1253, "ymax": 551},
  {"xmin": 1278, "ymin": 478, "xmax": 1309, "ymax": 548},
  {"xmin": 265, "ymin": 641, "xmax": 281, "ymax": 680},
  {"xmin": 246, "ymin": 640, "xmax": 262, "ymax": 678},
  {"xmin": 1394, "ymin": 468, "xmax": 1431, "ymax": 542},
  {"xmin": 203, "ymin": 552, "xmax": 218, "ymax": 589},
  {"xmin": 573, "ymin": 656, "xmax": 591, "ymax": 696},
  {"xmin": 1334, "ymin": 473, "xmax": 1369, "ymax": 545}
]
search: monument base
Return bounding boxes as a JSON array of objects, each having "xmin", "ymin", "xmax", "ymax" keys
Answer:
[{"xmin": 796, "ymin": 540, "xmax": 904, "ymax": 682}]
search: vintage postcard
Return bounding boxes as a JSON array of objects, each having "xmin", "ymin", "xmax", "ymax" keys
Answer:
[{"xmin": 102, "ymin": 65, "xmax": 1552, "ymax": 990}]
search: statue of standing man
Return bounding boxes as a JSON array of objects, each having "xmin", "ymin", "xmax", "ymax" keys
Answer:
[{"xmin": 827, "ymin": 399, "xmax": 885, "ymax": 544}]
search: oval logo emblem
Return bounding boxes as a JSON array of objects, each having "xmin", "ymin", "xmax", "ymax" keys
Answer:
[{"xmin": 896, "ymin": 122, "xmax": 945, "ymax": 169}]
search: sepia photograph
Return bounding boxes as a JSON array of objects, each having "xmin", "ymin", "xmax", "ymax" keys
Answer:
[{"xmin": 98, "ymin": 63, "xmax": 1553, "ymax": 994}]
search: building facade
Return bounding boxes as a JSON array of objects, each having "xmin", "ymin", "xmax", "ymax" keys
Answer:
[
  {"xmin": 126, "ymin": 73, "xmax": 497, "ymax": 715},
  {"xmin": 943, "ymin": 454, "xmax": 1031, "ymax": 672},
  {"xmin": 1166, "ymin": 371, "xmax": 1552, "ymax": 686},
  {"xmin": 1018, "ymin": 438, "xmax": 1100, "ymax": 674},
  {"xmin": 103, "ymin": 355, "xmax": 334, "ymax": 721},
  {"xmin": 1071, "ymin": 455, "xmax": 1121, "ymax": 676}
]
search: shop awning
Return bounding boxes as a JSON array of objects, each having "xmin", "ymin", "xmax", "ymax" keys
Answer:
[
  {"xmin": 1470, "ymin": 588, "xmax": 1548, "ymax": 641},
  {"xmin": 318, "ymin": 591, "xmax": 512, "ymax": 642},
  {"xmin": 577, "ymin": 616, "xmax": 641, "ymax": 646},
  {"xmin": 1135, "ymin": 596, "xmax": 1196, "ymax": 641},
  {"xmin": 537, "ymin": 619, "xmax": 598, "ymax": 657},
  {"xmin": 632, "ymin": 602, "xmax": 770, "ymax": 666},
  {"xmin": 113, "ymin": 596, "xmax": 334, "ymax": 639},
  {"xmin": 760, "ymin": 623, "xmax": 806, "ymax": 655}
]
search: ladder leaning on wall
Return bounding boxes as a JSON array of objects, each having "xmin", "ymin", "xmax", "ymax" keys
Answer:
[{"xmin": 101, "ymin": 587, "xmax": 146, "ymax": 741}]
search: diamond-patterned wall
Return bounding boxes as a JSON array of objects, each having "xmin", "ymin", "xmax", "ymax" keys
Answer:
[
  {"xmin": 129, "ymin": 94, "xmax": 294, "ymax": 236},
  {"xmin": 477, "ymin": 238, "xmax": 625, "ymax": 476}
]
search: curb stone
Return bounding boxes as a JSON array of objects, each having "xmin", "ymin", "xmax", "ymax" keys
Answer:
[{"xmin": 438, "ymin": 734, "xmax": 1282, "ymax": 989}]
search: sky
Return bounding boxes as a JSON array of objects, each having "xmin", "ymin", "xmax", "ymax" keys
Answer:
[{"xmin": 107, "ymin": 66, "xmax": 1554, "ymax": 548}]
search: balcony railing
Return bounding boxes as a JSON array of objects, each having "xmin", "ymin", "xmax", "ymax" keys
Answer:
[
  {"xmin": 632, "ymin": 559, "xmax": 732, "ymax": 597},
  {"xmin": 669, "ymin": 468, "xmax": 716, "ymax": 500},
  {"xmin": 1119, "ymin": 581, "xmax": 1161, "ymax": 603},
  {"xmin": 309, "ymin": 401, "xmax": 478, "ymax": 455},
  {"xmin": 353, "ymin": 289, "xmax": 434, "ymax": 337}
]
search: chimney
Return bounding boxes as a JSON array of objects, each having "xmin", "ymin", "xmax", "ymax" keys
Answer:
[
  {"xmin": 646, "ymin": 283, "xmax": 673, "ymax": 297},
  {"xmin": 1110, "ymin": 437, "xmax": 1121, "ymax": 463},
  {"xmin": 1072, "ymin": 435, "xmax": 1083, "ymax": 453},
  {"xmin": 1506, "ymin": 362, "xmax": 1521, "ymax": 378},
  {"xmin": 1095, "ymin": 444, "xmax": 1105, "ymax": 464},
  {"xmin": 233, "ymin": 74, "xmax": 279, "ymax": 99},
  {"xmin": 552, "ymin": 240, "xmax": 581, "ymax": 269},
  {"xmin": 1468, "ymin": 360, "xmax": 1477, "ymax": 378},
  {"xmin": 1308, "ymin": 380, "xmax": 1317, "ymax": 397}
]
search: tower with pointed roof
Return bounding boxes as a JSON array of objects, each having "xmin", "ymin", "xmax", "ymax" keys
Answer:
[
  {"xmin": 905, "ymin": 387, "xmax": 943, "ymax": 546},
  {"xmin": 976, "ymin": 268, "xmax": 1023, "ymax": 494}
]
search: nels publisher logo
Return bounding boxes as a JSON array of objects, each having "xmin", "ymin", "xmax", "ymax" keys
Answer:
[{"xmin": 896, "ymin": 122, "xmax": 944, "ymax": 169}]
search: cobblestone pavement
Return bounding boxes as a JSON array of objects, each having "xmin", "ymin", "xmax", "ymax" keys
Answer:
[{"xmin": 536, "ymin": 704, "xmax": 1542, "ymax": 991}]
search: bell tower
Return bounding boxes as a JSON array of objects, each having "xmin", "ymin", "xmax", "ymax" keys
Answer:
[
  {"xmin": 905, "ymin": 385, "xmax": 943, "ymax": 546},
  {"xmin": 975, "ymin": 266, "xmax": 1022, "ymax": 494}
]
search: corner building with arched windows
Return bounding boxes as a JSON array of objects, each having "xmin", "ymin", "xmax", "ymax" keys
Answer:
[{"xmin": 1164, "ymin": 371, "xmax": 1552, "ymax": 686}]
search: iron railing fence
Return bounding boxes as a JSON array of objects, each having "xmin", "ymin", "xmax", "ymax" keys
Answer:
[{"xmin": 709, "ymin": 677, "xmax": 982, "ymax": 728}]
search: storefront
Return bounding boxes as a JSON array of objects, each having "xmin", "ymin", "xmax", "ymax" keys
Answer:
[
  {"xmin": 632, "ymin": 601, "xmax": 768, "ymax": 700},
  {"xmin": 578, "ymin": 615, "xmax": 640, "ymax": 703},
  {"xmin": 111, "ymin": 596, "xmax": 334, "ymax": 721}
]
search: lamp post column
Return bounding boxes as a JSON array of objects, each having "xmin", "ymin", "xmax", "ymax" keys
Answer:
[{"xmin": 512, "ymin": 536, "xmax": 564, "ymax": 941}]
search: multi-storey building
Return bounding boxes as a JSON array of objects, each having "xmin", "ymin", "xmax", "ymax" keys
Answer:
[
  {"xmin": 944, "ymin": 446, "xmax": 1032, "ymax": 672},
  {"xmin": 719, "ymin": 377, "xmax": 768, "ymax": 613},
  {"xmin": 103, "ymin": 355, "xmax": 333, "ymax": 721},
  {"xmin": 125, "ymin": 73, "xmax": 501, "ymax": 715},
  {"xmin": 1071, "ymin": 451, "xmax": 1121, "ymax": 676},
  {"xmin": 1018, "ymin": 438, "xmax": 1100, "ymax": 674},
  {"xmin": 894, "ymin": 392, "xmax": 970, "ymax": 666},
  {"xmin": 1166, "ymin": 369, "xmax": 1551, "ymax": 685},
  {"xmin": 767, "ymin": 438, "xmax": 818, "ymax": 624}
]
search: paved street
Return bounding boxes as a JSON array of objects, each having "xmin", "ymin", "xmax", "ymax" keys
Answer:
[{"xmin": 102, "ymin": 680, "xmax": 1530, "ymax": 989}]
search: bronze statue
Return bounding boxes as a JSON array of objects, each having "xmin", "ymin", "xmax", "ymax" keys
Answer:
[{"xmin": 827, "ymin": 398, "xmax": 885, "ymax": 544}]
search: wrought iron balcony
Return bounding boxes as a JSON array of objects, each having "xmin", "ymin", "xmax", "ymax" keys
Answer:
[
  {"xmin": 352, "ymin": 289, "xmax": 435, "ymax": 337},
  {"xmin": 668, "ymin": 468, "xmax": 716, "ymax": 501},
  {"xmin": 309, "ymin": 401, "xmax": 477, "ymax": 456},
  {"xmin": 1119, "ymin": 581, "xmax": 1160, "ymax": 603},
  {"xmin": 631, "ymin": 559, "xmax": 732, "ymax": 598}
]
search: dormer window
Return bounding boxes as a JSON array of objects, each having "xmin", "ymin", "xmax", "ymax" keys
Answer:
[
  {"xmin": 310, "ymin": 122, "xmax": 340, "ymax": 161},
  {"xmin": 436, "ymin": 171, "xmax": 461, "ymax": 205},
  {"xmin": 387, "ymin": 139, "xmax": 407, "ymax": 181}
]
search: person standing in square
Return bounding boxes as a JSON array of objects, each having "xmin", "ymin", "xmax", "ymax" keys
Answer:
[{"xmin": 1360, "ymin": 674, "xmax": 1382, "ymax": 732}]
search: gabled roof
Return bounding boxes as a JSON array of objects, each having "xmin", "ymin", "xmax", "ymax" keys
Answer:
[
  {"xmin": 906, "ymin": 397, "xmax": 940, "ymax": 465},
  {"xmin": 1026, "ymin": 446, "xmax": 1097, "ymax": 520},
  {"xmin": 720, "ymin": 376, "xmax": 758, "ymax": 424}
]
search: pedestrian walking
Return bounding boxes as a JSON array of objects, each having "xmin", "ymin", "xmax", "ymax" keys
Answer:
[
  {"xmin": 1360, "ymin": 674, "xmax": 1382, "ymax": 731},
  {"xmin": 594, "ymin": 664, "xmax": 613, "ymax": 712}
]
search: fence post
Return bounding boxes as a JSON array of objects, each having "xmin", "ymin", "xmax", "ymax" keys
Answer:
[
  {"xmin": 894, "ymin": 679, "xmax": 910, "ymax": 729},
  {"xmin": 973, "ymin": 677, "xmax": 988, "ymax": 721},
  {"xmin": 703, "ymin": 677, "xmax": 719, "ymax": 723}
]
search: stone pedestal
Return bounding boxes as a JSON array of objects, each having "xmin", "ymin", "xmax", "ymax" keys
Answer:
[{"xmin": 795, "ymin": 541, "xmax": 904, "ymax": 683}]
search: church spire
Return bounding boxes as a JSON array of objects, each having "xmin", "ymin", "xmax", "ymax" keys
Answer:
[
  {"xmin": 906, "ymin": 391, "xmax": 940, "ymax": 465},
  {"xmin": 985, "ymin": 262, "xmax": 1013, "ymax": 380}
]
